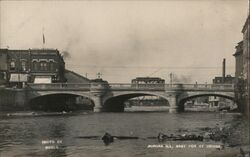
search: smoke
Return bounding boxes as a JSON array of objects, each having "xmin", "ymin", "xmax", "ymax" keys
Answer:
[
  {"xmin": 60, "ymin": 33, "xmax": 82, "ymax": 60},
  {"xmin": 61, "ymin": 50, "xmax": 71, "ymax": 59},
  {"xmin": 172, "ymin": 74, "xmax": 193, "ymax": 84}
]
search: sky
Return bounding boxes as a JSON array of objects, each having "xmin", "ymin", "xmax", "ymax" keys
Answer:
[{"xmin": 0, "ymin": 0, "xmax": 249, "ymax": 83}]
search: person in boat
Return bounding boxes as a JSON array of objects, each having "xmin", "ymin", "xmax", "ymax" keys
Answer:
[{"xmin": 102, "ymin": 132, "xmax": 114, "ymax": 145}]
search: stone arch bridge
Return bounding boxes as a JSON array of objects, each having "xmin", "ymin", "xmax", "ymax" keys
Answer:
[{"xmin": 26, "ymin": 83, "xmax": 235, "ymax": 113}]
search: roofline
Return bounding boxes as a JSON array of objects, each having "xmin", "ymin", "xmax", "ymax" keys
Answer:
[
  {"xmin": 241, "ymin": 14, "xmax": 249, "ymax": 33},
  {"xmin": 0, "ymin": 48, "xmax": 59, "ymax": 51},
  {"xmin": 65, "ymin": 69, "xmax": 90, "ymax": 81},
  {"xmin": 233, "ymin": 51, "xmax": 243, "ymax": 56}
]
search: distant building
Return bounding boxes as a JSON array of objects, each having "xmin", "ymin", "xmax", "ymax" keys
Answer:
[
  {"xmin": 212, "ymin": 75, "xmax": 235, "ymax": 84},
  {"xmin": 0, "ymin": 48, "xmax": 66, "ymax": 87},
  {"xmin": 210, "ymin": 59, "xmax": 235, "ymax": 108},
  {"xmin": 212, "ymin": 59, "xmax": 235, "ymax": 84}
]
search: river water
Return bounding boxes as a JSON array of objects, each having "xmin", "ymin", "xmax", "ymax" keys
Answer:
[{"xmin": 0, "ymin": 111, "xmax": 248, "ymax": 157}]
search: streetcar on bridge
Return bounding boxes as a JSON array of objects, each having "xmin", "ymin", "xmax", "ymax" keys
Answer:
[{"xmin": 131, "ymin": 77, "xmax": 165, "ymax": 89}]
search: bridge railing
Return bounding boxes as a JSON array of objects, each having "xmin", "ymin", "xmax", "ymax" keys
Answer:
[
  {"xmin": 109, "ymin": 83, "xmax": 165, "ymax": 90},
  {"xmin": 164, "ymin": 84, "xmax": 234, "ymax": 90},
  {"xmin": 109, "ymin": 83, "xmax": 234, "ymax": 90},
  {"xmin": 27, "ymin": 83, "xmax": 91, "ymax": 90},
  {"xmin": 27, "ymin": 83, "xmax": 234, "ymax": 91}
]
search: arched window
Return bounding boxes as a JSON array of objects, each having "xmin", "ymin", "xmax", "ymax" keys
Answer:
[
  {"xmin": 10, "ymin": 60, "xmax": 16, "ymax": 71},
  {"xmin": 33, "ymin": 61, "xmax": 38, "ymax": 71},
  {"xmin": 40, "ymin": 62, "xmax": 48, "ymax": 71},
  {"xmin": 49, "ymin": 62, "xmax": 54, "ymax": 71},
  {"xmin": 21, "ymin": 60, "xmax": 27, "ymax": 71}
]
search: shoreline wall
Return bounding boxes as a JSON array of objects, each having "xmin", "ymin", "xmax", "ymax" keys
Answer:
[{"xmin": 0, "ymin": 88, "xmax": 28, "ymax": 111}]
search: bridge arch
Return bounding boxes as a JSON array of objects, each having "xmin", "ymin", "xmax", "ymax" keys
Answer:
[
  {"xmin": 178, "ymin": 93, "xmax": 236, "ymax": 112},
  {"xmin": 28, "ymin": 93, "xmax": 94, "ymax": 112},
  {"xmin": 103, "ymin": 92, "xmax": 170, "ymax": 112}
]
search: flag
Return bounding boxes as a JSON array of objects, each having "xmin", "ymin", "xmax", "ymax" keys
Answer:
[{"xmin": 43, "ymin": 33, "xmax": 45, "ymax": 44}]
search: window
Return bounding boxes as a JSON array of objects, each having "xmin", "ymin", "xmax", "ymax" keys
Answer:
[
  {"xmin": 21, "ymin": 61, "xmax": 27, "ymax": 71},
  {"xmin": 44, "ymin": 63, "xmax": 48, "ymax": 71},
  {"xmin": 0, "ymin": 72, "xmax": 4, "ymax": 79},
  {"xmin": 10, "ymin": 60, "xmax": 16, "ymax": 71},
  {"xmin": 40, "ymin": 62, "xmax": 48, "ymax": 71},
  {"xmin": 33, "ymin": 61, "xmax": 38, "ymax": 71},
  {"xmin": 49, "ymin": 62, "xmax": 54, "ymax": 71}
]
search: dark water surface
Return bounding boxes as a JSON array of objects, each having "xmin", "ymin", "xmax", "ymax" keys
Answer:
[{"xmin": 0, "ymin": 112, "xmax": 247, "ymax": 157}]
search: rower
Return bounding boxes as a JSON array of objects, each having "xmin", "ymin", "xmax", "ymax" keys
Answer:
[{"xmin": 102, "ymin": 132, "xmax": 114, "ymax": 145}]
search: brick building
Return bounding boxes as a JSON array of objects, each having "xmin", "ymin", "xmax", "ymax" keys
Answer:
[{"xmin": 0, "ymin": 48, "xmax": 66, "ymax": 87}]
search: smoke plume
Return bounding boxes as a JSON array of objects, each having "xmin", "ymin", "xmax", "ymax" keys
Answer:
[
  {"xmin": 61, "ymin": 50, "xmax": 71, "ymax": 59},
  {"xmin": 172, "ymin": 74, "xmax": 193, "ymax": 84}
]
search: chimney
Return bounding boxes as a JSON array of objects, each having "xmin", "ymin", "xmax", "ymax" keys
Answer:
[{"xmin": 222, "ymin": 58, "xmax": 226, "ymax": 83}]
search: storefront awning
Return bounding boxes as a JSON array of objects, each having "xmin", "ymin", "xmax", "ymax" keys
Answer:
[
  {"xmin": 9, "ymin": 74, "xmax": 28, "ymax": 82},
  {"xmin": 34, "ymin": 76, "xmax": 52, "ymax": 84}
]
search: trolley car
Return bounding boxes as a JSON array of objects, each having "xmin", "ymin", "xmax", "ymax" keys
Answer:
[{"xmin": 131, "ymin": 77, "xmax": 165, "ymax": 89}]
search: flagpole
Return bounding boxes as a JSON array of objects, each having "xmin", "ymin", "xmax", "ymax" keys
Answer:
[{"xmin": 42, "ymin": 27, "xmax": 45, "ymax": 49}]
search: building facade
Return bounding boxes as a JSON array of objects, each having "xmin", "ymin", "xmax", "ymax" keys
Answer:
[
  {"xmin": 212, "ymin": 75, "xmax": 235, "ymax": 84},
  {"xmin": 0, "ymin": 48, "xmax": 66, "ymax": 87},
  {"xmin": 241, "ymin": 14, "xmax": 250, "ymax": 118},
  {"xmin": 234, "ymin": 14, "xmax": 250, "ymax": 117},
  {"xmin": 233, "ymin": 41, "xmax": 245, "ymax": 112},
  {"xmin": 234, "ymin": 41, "xmax": 244, "ymax": 79}
]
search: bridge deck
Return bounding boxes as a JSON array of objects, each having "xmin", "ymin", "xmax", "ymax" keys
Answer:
[{"xmin": 27, "ymin": 83, "xmax": 234, "ymax": 91}]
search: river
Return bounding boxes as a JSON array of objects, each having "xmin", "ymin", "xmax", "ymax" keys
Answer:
[{"xmin": 0, "ymin": 111, "xmax": 248, "ymax": 157}]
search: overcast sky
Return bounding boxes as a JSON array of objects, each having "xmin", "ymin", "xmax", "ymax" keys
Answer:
[{"xmin": 0, "ymin": 0, "xmax": 249, "ymax": 83}]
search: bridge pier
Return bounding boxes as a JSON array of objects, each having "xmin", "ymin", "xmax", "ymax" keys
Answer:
[
  {"xmin": 90, "ymin": 82, "xmax": 109, "ymax": 112},
  {"xmin": 92, "ymin": 95, "xmax": 103, "ymax": 112},
  {"xmin": 168, "ymin": 95, "xmax": 178, "ymax": 113}
]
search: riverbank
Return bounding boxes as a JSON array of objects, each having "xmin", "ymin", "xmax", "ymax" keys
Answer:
[
  {"xmin": 206, "ymin": 115, "xmax": 250, "ymax": 157},
  {"xmin": 0, "ymin": 87, "xmax": 28, "ymax": 111}
]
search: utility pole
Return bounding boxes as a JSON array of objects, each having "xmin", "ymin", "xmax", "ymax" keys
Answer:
[{"xmin": 170, "ymin": 73, "xmax": 173, "ymax": 86}]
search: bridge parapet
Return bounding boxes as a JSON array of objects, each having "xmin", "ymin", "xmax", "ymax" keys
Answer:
[
  {"xmin": 109, "ymin": 83, "xmax": 165, "ymax": 91},
  {"xmin": 109, "ymin": 83, "xmax": 234, "ymax": 91},
  {"xmin": 90, "ymin": 82, "xmax": 110, "ymax": 91},
  {"xmin": 26, "ymin": 83, "xmax": 234, "ymax": 92},
  {"xmin": 165, "ymin": 84, "xmax": 234, "ymax": 91},
  {"xmin": 27, "ymin": 83, "xmax": 91, "ymax": 91}
]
